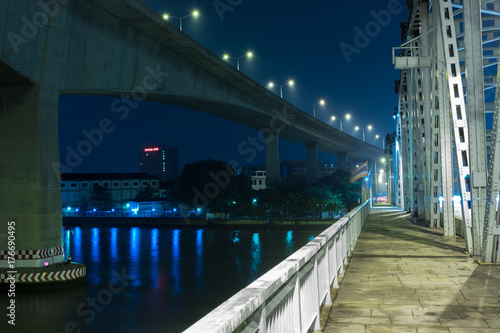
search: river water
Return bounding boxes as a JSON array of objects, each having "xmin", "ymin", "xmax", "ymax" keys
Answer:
[{"xmin": 2, "ymin": 225, "xmax": 324, "ymax": 333}]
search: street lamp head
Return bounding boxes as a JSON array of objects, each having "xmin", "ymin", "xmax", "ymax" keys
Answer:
[
  {"xmin": 319, "ymin": 99, "xmax": 325, "ymax": 106},
  {"xmin": 192, "ymin": 10, "xmax": 200, "ymax": 17},
  {"xmin": 223, "ymin": 54, "xmax": 229, "ymax": 60},
  {"xmin": 355, "ymin": 126, "xmax": 359, "ymax": 131},
  {"xmin": 268, "ymin": 82, "xmax": 274, "ymax": 88},
  {"xmin": 345, "ymin": 113, "xmax": 351, "ymax": 120},
  {"xmin": 331, "ymin": 115, "xmax": 336, "ymax": 121},
  {"xmin": 367, "ymin": 125, "xmax": 373, "ymax": 130},
  {"xmin": 381, "ymin": 158, "xmax": 386, "ymax": 163},
  {"xmin": 375, "ymin": 134, "xmax": 380, "ymax": 139},
  {"xmin": 288, "ymin": 80, "xmax": 294, "ymax": 86},
  {"xmin": 163, "ymin": 14, "xmax": 169, "ymax": 20},
  {"xmin": 247, "ymin": 51, "xmax": 253, "ymax": 58}
]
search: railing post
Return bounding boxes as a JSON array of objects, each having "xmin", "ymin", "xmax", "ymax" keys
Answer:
[
  {"xmin": 259, "ymin": 302, "xmax": 267, "ymax": 333},
  {"xmin": 292, "ymin": 273, "xmax": 302, "ymax": 332},
  {"xmin": 323, "ymin": 242, "xmax": 332, "ymax": 305},
  {"xmin": 312, "ymin": 255, "xmax": 321, "ymax": 331}
]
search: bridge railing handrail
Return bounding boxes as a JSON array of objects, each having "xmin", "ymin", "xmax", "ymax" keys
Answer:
[{"xmin": 184, "ymin": 200, "xmax": 370, "ymax": 333}]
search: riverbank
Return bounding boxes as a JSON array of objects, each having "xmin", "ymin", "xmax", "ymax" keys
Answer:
[{"xmin": 62, "ymin": 216, "xmax": 337, "ymax": 230}]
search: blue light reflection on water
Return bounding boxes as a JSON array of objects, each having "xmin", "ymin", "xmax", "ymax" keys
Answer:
[
  {"xmin": 285, "ymin": 230, "xmax": 294, "ymax": 253},
  {"xmin": 172, "ymin": 229, "xmax": 181, "ymax": 295},
  {"xmin": 249, "ymin": 233, "xmax": 261, "ymax": 281},
  {"xmin": 129, "ymin": 227, "xmax": 140, "ymax": 286},
  {"xmin": 91, "ymin": 227, "xmax": 99, "ymax": 263},
  {"xmin": 110, "ymin": 228, "xmax": 118, "ymax": 262},
  {"xmin": 73, "ymin": 226, "xmax": 81, "ymax": 260},
  {"xmin": 150, "ymin": 228, "xmax": 160, "ymax": 288},
  {"xmin": 57, "ymin": 226, "xmax": 323, "ymax": 332},
  {"xmin": 196, "ymin": 229, "xmax": 204, "ymax": 293},
  {"xmin": 64, "ymin": 229, "xmax": 71, "ymax": 260}
]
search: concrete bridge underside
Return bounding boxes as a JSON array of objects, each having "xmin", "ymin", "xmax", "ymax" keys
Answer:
[{"xmin": 0, "ymin": 0, "xmax": 382, "ymax": 270}]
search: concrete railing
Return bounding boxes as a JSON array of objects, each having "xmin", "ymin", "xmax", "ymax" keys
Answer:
[{"xmin": 184, "ymin": 200, "xmax": 370, "ymax": 333}]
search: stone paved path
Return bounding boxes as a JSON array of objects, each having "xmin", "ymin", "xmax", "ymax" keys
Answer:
[{"xmin": 323, "ymin": 205, "xmax": 500, "ymax": 333}]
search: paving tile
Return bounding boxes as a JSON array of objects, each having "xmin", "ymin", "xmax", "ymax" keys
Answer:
[
  {"xmin": 366, "ymin": 325, "xmax": 417, "ymax": 332},
  {"xmin": 439, "ymin": 319, "xmax": 489, "ymax": 328},
  {"xmin": 416, "ymin": 327, "xmax": 451, "ymax": 332},
  {"xmin": 323, "ymin": 323, "xmax": 366, "ymax": 333}
]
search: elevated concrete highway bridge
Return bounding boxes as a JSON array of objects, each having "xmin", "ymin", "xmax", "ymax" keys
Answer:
[{"xmin": 0, "ymin": 0, "xmax": 382, "ymax": 281}]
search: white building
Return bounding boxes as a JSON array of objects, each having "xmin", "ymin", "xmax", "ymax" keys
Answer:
[
  {"xmin": 61, "ymin": 173, "xmax": 160, "ymax": 210},
  {"xmin": 251, "ymin": 170, "xmax": 267, "ymax": 190}
]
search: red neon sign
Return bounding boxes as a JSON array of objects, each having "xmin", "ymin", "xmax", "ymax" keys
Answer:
[{"xmin": 144, "ymin": 147, "xmax": 159, "ymax": 152}]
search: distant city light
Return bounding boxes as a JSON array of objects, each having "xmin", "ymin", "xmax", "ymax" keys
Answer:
[
  {"xmin": 173, "ymin": 208, "xmax": 177, "ymax": 212},
  {"xmin": 112, "ymin": 208, "xmax": 115, "ymax": 212},
  {"xmin": 67, "ymin": 206, "xmax": 71, "ymax": 211},
  {"xmin": 76, "ymin": 208, "xmax": 79, "ymax": 212},
  {"xmin": 93, "ymin": 208, "xmax": 96, "ymax": 212}
]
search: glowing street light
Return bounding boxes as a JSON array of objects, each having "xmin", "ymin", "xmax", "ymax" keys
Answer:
[
  {"xmin": 332, "ymin": 113, "xmax": 351, "ymax": 131},
  {"xmin": 354, "ymin": 124, "xmax": 373, "ymax": 141},
  {"xmin": 268, "ymin": 79, "xmax": 294, "ymax": 98},
  {"xmin": 163, "ymin": 10, "xmax": 199, "ymax": 31},
  {"xmin": 307, "ymin": 99, "xmax": 325, "ymax": 118},
  {"xmin": 223, "ymin": 51, "xmax": 253, "ymax": 71}
]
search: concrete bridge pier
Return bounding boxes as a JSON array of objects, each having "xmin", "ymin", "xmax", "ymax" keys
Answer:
[
  {"xmin": 0, "ymin": 85, "xmax": 63, "ymax": 267},
  {"xmin": 0, "ymin": 85, "xmax": 85, "ymax": 285},
  {"xmin": 265, "ymin": 130, "xmax": 281, "ymax": 185},
  {"xmin": 305, "ymin": 141, "xmax": 319, "ymax": 183},
  {"xmin": 337, "ymin": 152, "xmax": 349, "ymax": 171}
]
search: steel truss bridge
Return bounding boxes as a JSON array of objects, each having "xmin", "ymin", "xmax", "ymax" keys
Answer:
[{"xmin": 389, "ymin": 0, "xmax": 500, "ymax": 263}]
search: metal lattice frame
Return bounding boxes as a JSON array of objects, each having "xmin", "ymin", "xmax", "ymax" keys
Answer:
[{"xmin": 437, "ymin": 0, "xmax": 474, "ymax": 251}]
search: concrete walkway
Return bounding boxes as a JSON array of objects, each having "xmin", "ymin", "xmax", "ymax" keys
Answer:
[{"xmin": 323, "ymin": 205, "xmax": 500, "ymax": 333}]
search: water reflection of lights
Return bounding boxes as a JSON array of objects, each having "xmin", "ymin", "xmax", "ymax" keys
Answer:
[
  {"xmin": 129, "ymin": 227, "xmax": 140, "ymax": 286},
  {"xmin": 172, "ymin": 229, "xmax": 181, "ymax": 294},
  {"xmin": 73, "ymin": 227, "xmax": 81, "ymax": 261},
  {"xmin": 249, "ymin": 233, "xmax": 262, "ymax": 281},
  {"xmin": 91, "ymin": 228, "xmax": 100, "ymax": 263},
  {"xmin": 110, "ymin": 228, "xmax": 118, "ymax": 262},
  {"xmin": 285, "ymin": 231, "xmax": 294, "ymax": 253},
  {"xmin": 196, "ymin": 229, "xmax": 204, "ymax": 293},
  {"xmin": 150, "ymin": 228, "xmax": 159, "ymax": 288}
]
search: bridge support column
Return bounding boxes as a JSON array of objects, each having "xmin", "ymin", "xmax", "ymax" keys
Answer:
[
  {"xmin": 0, "ymin": 85, "xmax": 64, "ymax": 268},
  {"xmin": 336, "ymin": 152, "xmax": 349, "ymax": 171},
  {"xmin": 265, "ymin": 130, "xmax": 281, "ymax": 185},
  {"xmin": 305, "ymin": 142, "xmax": 318, "ymax": 183}
]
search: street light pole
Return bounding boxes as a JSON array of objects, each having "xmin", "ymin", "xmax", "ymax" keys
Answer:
[
  {"xmin": 268, "ymin": 80, "xmax": 295, "ymax": 99},
  {"xmin": 223, "ymin": 51, "xmax": 253, "ymax": 71},
  {"xmin": 163, "ymin": 10, "xmax": 200, "ymax": 31},
  {"xmin": 307, "ymin": 99, "xmax": 325, "ymax": 118}
]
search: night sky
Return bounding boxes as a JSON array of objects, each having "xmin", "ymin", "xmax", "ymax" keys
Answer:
[{"xmin": 58, "ymin": 0, "xmax": 410, "ymax": 174}]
